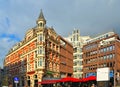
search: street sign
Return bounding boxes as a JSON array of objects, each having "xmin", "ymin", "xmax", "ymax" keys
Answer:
[
  {"xmin": 97, "ymin": 67, "xmax": 110, "ymax": 81},
  {"xmin": 14, "ymin": 77, "xmax": 19, "ymax": 83}
]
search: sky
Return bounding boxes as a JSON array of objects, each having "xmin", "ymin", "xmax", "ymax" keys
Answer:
[{"xmin": 0, "ymin": 0, "xmax": 120, "ymax": 67}]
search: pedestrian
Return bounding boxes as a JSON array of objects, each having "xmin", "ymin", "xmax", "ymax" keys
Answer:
[
  {"xmin": 91, "ymin": 84, "xmax": 96, "ymax": 87},
  {"xmin": 109, "ymin": 82, "xmax": 112, "ymax": 87},
  {"xmin": 8, "ymin": 84, "xmax": 13, "ymax": 87}
]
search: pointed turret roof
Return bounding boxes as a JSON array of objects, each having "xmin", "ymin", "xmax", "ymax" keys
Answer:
[{"xmin": 38, "ymin": 9, "xmax": 46, "ymax": 21}]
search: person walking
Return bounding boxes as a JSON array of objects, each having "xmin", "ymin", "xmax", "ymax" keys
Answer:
[
  {"xmin": 109, "ymin": 82, "xmax": 112, "ymax": 87},
  {"xmin": 91, "ymin": 84, "xmax": 97, "ymax": 87}
]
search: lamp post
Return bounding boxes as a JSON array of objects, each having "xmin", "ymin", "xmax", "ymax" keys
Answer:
[{"xmin": 114, "ymin": 56, "xmax": 116, "ymax": 87}]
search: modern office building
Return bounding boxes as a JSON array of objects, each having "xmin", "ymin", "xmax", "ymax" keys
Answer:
[
  {"xmin": 4, "ymin": 10, "xmax": 73, "ymax": 87},
  {"xmin": 83, "ymin": 32, "xmax": 120, "ymax": 86},
  {"xmin": 65, "ymin": 29, "xmax": 90, "ymax": 78}
]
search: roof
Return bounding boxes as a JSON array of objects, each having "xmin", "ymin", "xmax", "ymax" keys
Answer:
[{"xmin": 38, "ymin": 9, "xmax": 46, "ymax": 21}]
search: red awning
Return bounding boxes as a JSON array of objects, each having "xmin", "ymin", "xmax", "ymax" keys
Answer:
[
  {"xmin": 38, "ymin": 77, "xmax": 83, "ymax": 84},
  {"xmin": 60, "ymin": 77, "xmax": 82, "ymax": 82},
  {"xmin": 87, "ymin": 76, "xmax": 96, "ymax": 81},
  {"xmin": 38, "ymin": 79, "xmax": 61, "ymax": 84},
  {"xmin": 27, "ymin": 71, "xmax": 35, "ymax": 74},
  {"xmin": 81, "ymin": 77, "xmax": 89, "ymax": 82},
  {"xmin": 81, "ymin": 76, "xmax": 96, "ymax": 82}
]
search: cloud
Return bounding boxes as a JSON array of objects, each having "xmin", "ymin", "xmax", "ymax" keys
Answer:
[
  {"xmin": 0, "ymin": 34, "xmax": 19, "ymax": 67},
  {"xmin": 108, "ymin": 0, "xmax": 114, "ymax": 6},
  {"xmin": 0, "ymin": 0, "xmax": 120, "ymax": 67},
  {"xmin": 0, "ymin": 33, "xmax": 20, "ymax": 42},
  {"xmin": 5, "ymin": 17, "xmax": 10, "ymax": 27}
]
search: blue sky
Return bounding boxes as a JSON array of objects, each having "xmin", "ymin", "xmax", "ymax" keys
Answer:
[{"xmin": 0, "ymin": 0, "xmax": 120, "ymax": 67}]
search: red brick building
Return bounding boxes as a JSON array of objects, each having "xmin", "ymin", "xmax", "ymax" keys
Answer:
[
  {"xmin": 83, "ymin": 32, "xmax": 120, "ymax": 86},
  {"xmin": 4, "ymin": 10, "xmax": 73, "ymax": 87}
]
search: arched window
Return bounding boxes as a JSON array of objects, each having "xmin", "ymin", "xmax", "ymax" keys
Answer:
[
  {"xmin": 27, "ymin": 76, "xmax": 30, "ymax": 80},
  {"xmin": 34, "ymin": 75, "xmax": 37, "ymax": 79}
]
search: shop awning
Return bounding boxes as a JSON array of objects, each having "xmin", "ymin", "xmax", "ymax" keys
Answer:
[
  {"xmin": 81, "ymin": 76, "xmax": 96, "ymax": 82},
  {"xmin": 60, "ymin": 77, "xmax": 82, "ymax": 82},
  {"xmin": 38, "ymin": 79, "xmax": 60, "ymax": 84},
  {"xmin": 87, "ymin": 76, "xmax": 96, "ymax": 81},
  {"xmin": 38, "ymin": 78, "xmax": 61, "ymax": 84},
  {"xmin": 38, "ymin": 76, "xmax": 94, "ymax": 84}
]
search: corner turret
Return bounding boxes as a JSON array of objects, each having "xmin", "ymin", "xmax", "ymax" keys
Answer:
[{"xmin": 36, "ymin": 9, "xmax": 46, "ymax": 28}]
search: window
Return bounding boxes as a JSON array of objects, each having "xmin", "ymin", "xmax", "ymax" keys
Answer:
[
  {"xmin": 76, "ymin": 35, "xmax": 79, "ymax": 41},
  {"xmin": 74, "ymin": 68, "xmax": 77, "ymax": 72},
  {"xmin": 109, "ymin": 46, "xmax": 113, "ymax": 51},
  {"xmin": 79, "ymin": 61, "xmax": 82, "ymax": 65},
  {"xmin": 73, "ymin": 61, "xmax": 77, "ymax": 66},
  {"xmin": 77, "ymin": 30, "xmax": 79, "ymax": 33},
  {"xmin": 40, "ymin": 23, "xmax": 42, "ymax": 27},
  {"xmin": 39, "ymin": 34, "xmax": 43, "ymax": 41},
  {"xmin": 38, "ymin": 34, "xmax": 44, "ymax": 42},
  {"xmin": 104, "ymin": 55, "xmax": 107, "ymax": 59},
  {"xmin": 73, "ymin": 30, "xmax": 75, "ymax": 34},
  {"xmin": 107, "ymin": 55, "xmax": 109, "ymax": 59},
  {"xmin": 109, "ymin": 54, "xmax": 113, "ymax": 59},
  {"xmin": 113, "ymin": 54, "xmax": 115, "ymax": 58},
  {"xmin": 35, "ymin": 61, "xmax": 37, "ymax": 69},
  {"xmin": 79, "ymin": 48, "xmax": 82, "ymax": 52},
  {"xmin": 38, "ymin": 46, "xmax": 43, "ymax": 54},
  {"xmin": 103, "ymin": 63, "xmax": 106, "ymax": 67},
  {"xmin": 100, "ymin": 48, "xmax": 103, "ymax": 53},
  {"xmin": 38, "ymin": 58, "xmax": 43, "ymax": 66},
  {"xmin": 28, "ymin": 76, "xmax": 30, "ymax": 80},
  {"xmin": 112, "ymin": 45, "xmax": 115, "ymax": 50},
  {"xmin": 34, "ymin": 75, "xmax": 37, "ymax": 79},
  {"xmin": 79, "ymin": 54, "xmax": 82, "ymax": 59},
  {"xmin": 73, "ymin": 36, "xmax": 75, "ymax": 41},
  {"xmin": 74, "ymin": 55, "xmax": 77, "ymax": 59},
  {"xmin": 27, "ymin": 64, "xmax": 31, "ymax": 71},
  {"xmin": 73, "ymin": 47, "xmax": 77, "ymax": 53},
  {"xmin": 35, "ymin": 51, "xmax": 37, "ymax": 57},
  {"xmin": 106, "ymin": 34, "xmax": 109, "ymax": 38},
  {"xmin": 103, "ymin": 48, "xmax": 107, "ymax": 52},
  {"xmin": 38, "ymin": 22, "xmax": 44, "ymax": 27}
]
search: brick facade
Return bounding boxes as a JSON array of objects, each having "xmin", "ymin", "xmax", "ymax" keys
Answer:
[
  {"xmin": 83, "ymin": 32, "xmax": 120, "ymax": 86},
  {"xmin": 4, "ymin": 10, "xmax": 73, "ymax": 87}
]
